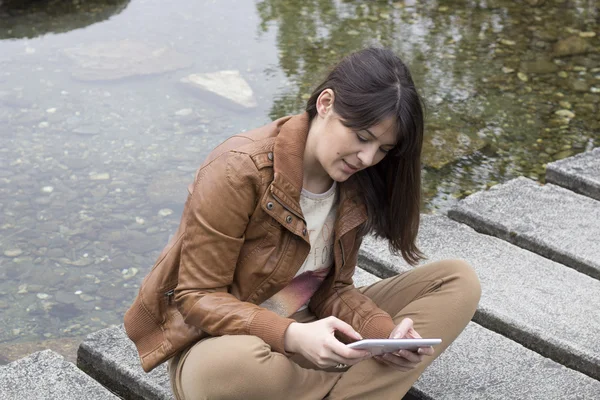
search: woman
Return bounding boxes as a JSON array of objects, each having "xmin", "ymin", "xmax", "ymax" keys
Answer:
[{"xmin": 124, "ymin": 47, "xmax": 481, "ymax": 399}]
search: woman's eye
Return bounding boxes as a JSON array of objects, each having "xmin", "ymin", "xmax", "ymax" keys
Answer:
[{"xmin": 355, "ymin": 132, "xmax": 368, "ymax": 142}]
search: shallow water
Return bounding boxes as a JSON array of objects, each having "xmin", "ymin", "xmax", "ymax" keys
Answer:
[{"xmin": 0, "ymin": 0, "xmax": 598, "ymax": 359}]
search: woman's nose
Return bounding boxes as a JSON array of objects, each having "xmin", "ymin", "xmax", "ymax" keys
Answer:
[{"xmin": 357, "ymin": 145, "xmax": 378, "ymax": 167}]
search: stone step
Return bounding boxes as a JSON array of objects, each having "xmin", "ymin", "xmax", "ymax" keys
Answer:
[
  {"xmin": 0, "ymin": 349, "xmax": 118, "ymax": 400},
  {"xmin": 78, "ymin": 268, "xmax": 600, "ymax": 399},
  {"xmin": 358, "ymin": 214, "xmax": 600, "ymax": 381},
  {"xmin": 447, "ymin": 177, "xmax": 600, "ymax": 280},
  {"xmin": 77, "ymin": 328, "xmax": 173, "ymax": 400},
  {"xmin": 546, "ymin": 147, "xmax": 600, "ymax": 201}
]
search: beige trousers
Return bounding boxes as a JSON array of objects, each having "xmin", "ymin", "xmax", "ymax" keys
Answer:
[{"xmin": 168, "ymin": 259, "xmax": 481, "ymax": 400}]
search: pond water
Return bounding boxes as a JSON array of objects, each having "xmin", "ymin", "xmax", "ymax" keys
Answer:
[{"xmin": 0, "ymin": 0, "xmax": 598, "ymax": 361}]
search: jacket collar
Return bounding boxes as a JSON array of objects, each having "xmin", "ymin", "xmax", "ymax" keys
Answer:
[{"xmin": 271, "ymin": 112, "xmax": 367, "ymax": 237}]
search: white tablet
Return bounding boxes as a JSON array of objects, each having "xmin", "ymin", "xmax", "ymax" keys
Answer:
[{"xmin": 347, "ymin": 338, "xmax": 442, "ymax": 355}]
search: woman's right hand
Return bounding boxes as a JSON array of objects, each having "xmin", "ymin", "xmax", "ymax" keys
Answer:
[{"xmin": 283, "ymin": 316, "xmax": 372, "ymax": 368}]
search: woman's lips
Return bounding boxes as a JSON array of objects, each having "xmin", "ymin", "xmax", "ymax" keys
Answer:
[{"xmin": 343, "ymin": 160, "xmax": 359, "ymax": 172}]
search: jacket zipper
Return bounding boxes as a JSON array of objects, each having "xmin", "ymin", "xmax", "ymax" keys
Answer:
[{"xmin": 165, "ymin": 289, "xmax": 175, "ymax": 305}]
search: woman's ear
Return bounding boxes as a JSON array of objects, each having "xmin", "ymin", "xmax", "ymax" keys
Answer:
[{"xmin": 316, "ymin": 89, "xmax": 335, "ymax": 117}]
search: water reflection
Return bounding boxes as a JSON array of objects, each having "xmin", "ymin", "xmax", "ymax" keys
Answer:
[
  {"xmin": 257, "ymin": 0, "xmax": 599, "ymax": 209},
  {"xmin": 0, "ymin": 0, "xmax": 130, "ymax": 39}
]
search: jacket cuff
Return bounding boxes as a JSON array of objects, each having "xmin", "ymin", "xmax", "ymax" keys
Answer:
[
  {"xmin": 248, "ymin": 309, "xmax": 296, "ymax": 355},
  {"xmin": 360, "ymin": 314, "xmax": 396, "ymax": 339}
]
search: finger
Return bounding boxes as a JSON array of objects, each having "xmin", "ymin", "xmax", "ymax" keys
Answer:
[
  {"xmin": 376, "ymin": 355, "xmax": 415, "ymax": 371},
  {"xmin": 390, "ymin": 318, "xmax": 413, "ymax": 339},
  {"xmin": 417, "ymin": 346, "xmax": 435, "ymax": 356},
  {"xmin": 394, "ymin": 349, "xmax": 423, "ymax": 364},
  {"xmin": 407, "ymin": 327, "xmax": 422, "ymax": 339},
  {"xmin": 328, "ymin": 317, "xmax": 362, "ymax": 341},
  {"xmin": 329, "ymin": 340, "xmax": 370, "ymax": 360},
  {"xmin": 382, "ymin": 353, "xmax": 420, "ymax": 369}
]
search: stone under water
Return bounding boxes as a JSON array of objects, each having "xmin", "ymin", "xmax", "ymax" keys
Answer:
[
  {"xmin": 421, "ymin": 128, "xmax": 488, "ymax": 169},
  {"xmin": 63, "ymin": 40, "xmax": 192, "ymax": 81},
  {"xmin": 181, "ymin": 70, "xmax": 258, "ymax": 110}
]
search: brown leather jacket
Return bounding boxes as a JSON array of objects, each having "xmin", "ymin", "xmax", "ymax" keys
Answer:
[{"xmin": 124, "ymin": 112, "xmax": 396, "ymax": 372}]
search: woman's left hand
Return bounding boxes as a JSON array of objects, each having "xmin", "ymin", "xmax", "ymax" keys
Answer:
[{"xmin": 373, "ymin": 318, "xmax": 434, "ymax": 371}]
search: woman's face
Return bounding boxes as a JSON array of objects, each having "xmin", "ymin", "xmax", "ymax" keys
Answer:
[{"xmin": 310, "ymin": 91, "xmax": 397, "ymax": 183}]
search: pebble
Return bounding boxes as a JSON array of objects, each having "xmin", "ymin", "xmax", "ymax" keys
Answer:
[
  {"xmin": 500, "ymin": 39, "xmax": 516, "ymax": 46},
  {"xmin": 38, "ymin": 121, "xmax": 49, "ymax": 128},
  {"xmin": 555, "ymin": 109, "xmax": 575, "ymax": 119},
  {"xmin": 135, "ymin": 217, "xmax": 145, "ymax": 224},
  {"xmin": 90, "ymin": 173, "xmax": 110, "ymax": 180},
  {"xmin": 36, "ymin": 293, "xmax": 50, "ymax": 299},
  {"xmin": 80, "ymin": 294, "xmax": 95, "ymax": 302},
  {"xmin": 4, "ymin": 249, "xmax": 23, "ymax": 257},
  {"xmin": 41, "ymin": 186, "xmax": 54, "ymax": 193},
  {"xmin": 17, "ymin": 284, "xmax": 28, "ymax": 294},
  {"xmin": 122, "ymin": 267, "xmax": 139, "ymax": 280},
  {"xmin": 46, "ymin": 108, "xmax": 57, "ymax": 113},
  {"xmin": 502, "ymin": 67, "xmax": 515, "ymax": 74},
  {"xmin": 63, "ymin": 324, "xmax": 81, "ymax": 333},
  {"xmin": 517, "ymin": 72, "xmax": 528, "ymax": 82},
  {"xmin": 559, "ymin": 101, "xmax": 572, "ymax": 109},
  {"xmin": 591, "ymin": 87, "xmax": 600, "ymax": 93},
  {"xmin": 158, "ymin": 208, "xmax": 173, "ymax": 217},
  {"xmin": 579, "ymin": 32, "xmax": 596, "ymax": 38},
  {"xmin": 175, "ymin": 108, "xmax": 193, "ymax": 116}
]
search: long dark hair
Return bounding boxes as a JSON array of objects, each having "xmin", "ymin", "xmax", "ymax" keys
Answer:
[{"xmin": 306, "ymin": 47, "xmax": 425, "ymax": 265}]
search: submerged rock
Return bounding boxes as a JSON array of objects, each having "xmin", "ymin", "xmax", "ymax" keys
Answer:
[
  {"xmin": 520, "ymin": 59, "xmax": 558, "ymax": 74},
  {"xmin": 553, "ymin": 36, "xmax": 592, "ymax": 57},
  {"xmin": 63, "ymin": 40, "xmax": 192, "ymax": 81},
  {"xmin": 181, "ymin": 70, "xmax": 258, "ymax": 110},
  {"xmin": 422, "ymin": 128, "xmax": 487, "ymax": 169}
]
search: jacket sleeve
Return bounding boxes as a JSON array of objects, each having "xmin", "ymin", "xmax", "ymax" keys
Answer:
[
  {"xmin": 308, "ymin": 236, "xmax": 397, "ymax": 341},
  {"xmin": 174, "ymin": 151, "xmax": 295, "ymax": 354}
]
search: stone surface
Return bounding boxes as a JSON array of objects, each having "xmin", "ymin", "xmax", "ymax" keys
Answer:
[
  {"xmin": 546, "ymin": 147, "xmax": 600, "ymax": 201},
  {"xmin": 63, "ymin": 40, "xmax": 192, "ymax": 81},
  {"xmin": 411, "ymin": 322, "xmax": 600, "ymax": 399},
  {"xmin": 181, "ymin": 70, "xmax": 258, "ymax": 109},
  {"xmin": 0, "ymin": 349, "xmax": 118, "ymax": 399},
  {"xmin": 78, "ymin": 326, "xmax": 173, "ymax": 400},
  {"xmin": 359, "ymin": 214, "xmax": 600, "ymax": 380},
  {"xmin": 79, "ymin": 267, "xmax": 600, "ymax": 399},
  {"xmin": 448, "ymin": 177, "xmax": 600, "ymax": 279}
]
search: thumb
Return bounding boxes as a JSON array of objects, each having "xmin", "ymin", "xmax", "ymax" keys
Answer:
[
  {"xmin": 329, "ymin": 317, "xmax": 363, "ymax": 341},
  {"xmin": 390, "ymin": 318, "xmax": 414, "ymax": 339}
]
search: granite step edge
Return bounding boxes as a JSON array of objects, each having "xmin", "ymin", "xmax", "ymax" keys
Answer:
[
  {"xmin": 446, "ymin": 180, "xmax": 600, "ymax": 280},
  {"xmin": 77, "ymin": 328, "xmax": 172, "ymax": 400},
  {"xmin": 546, "ymin": 165, "xmax": 600, "ymax": 201},
  {"xmin": 545, "ymin": 147, "xmax": 600, "ymax": 202}
]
